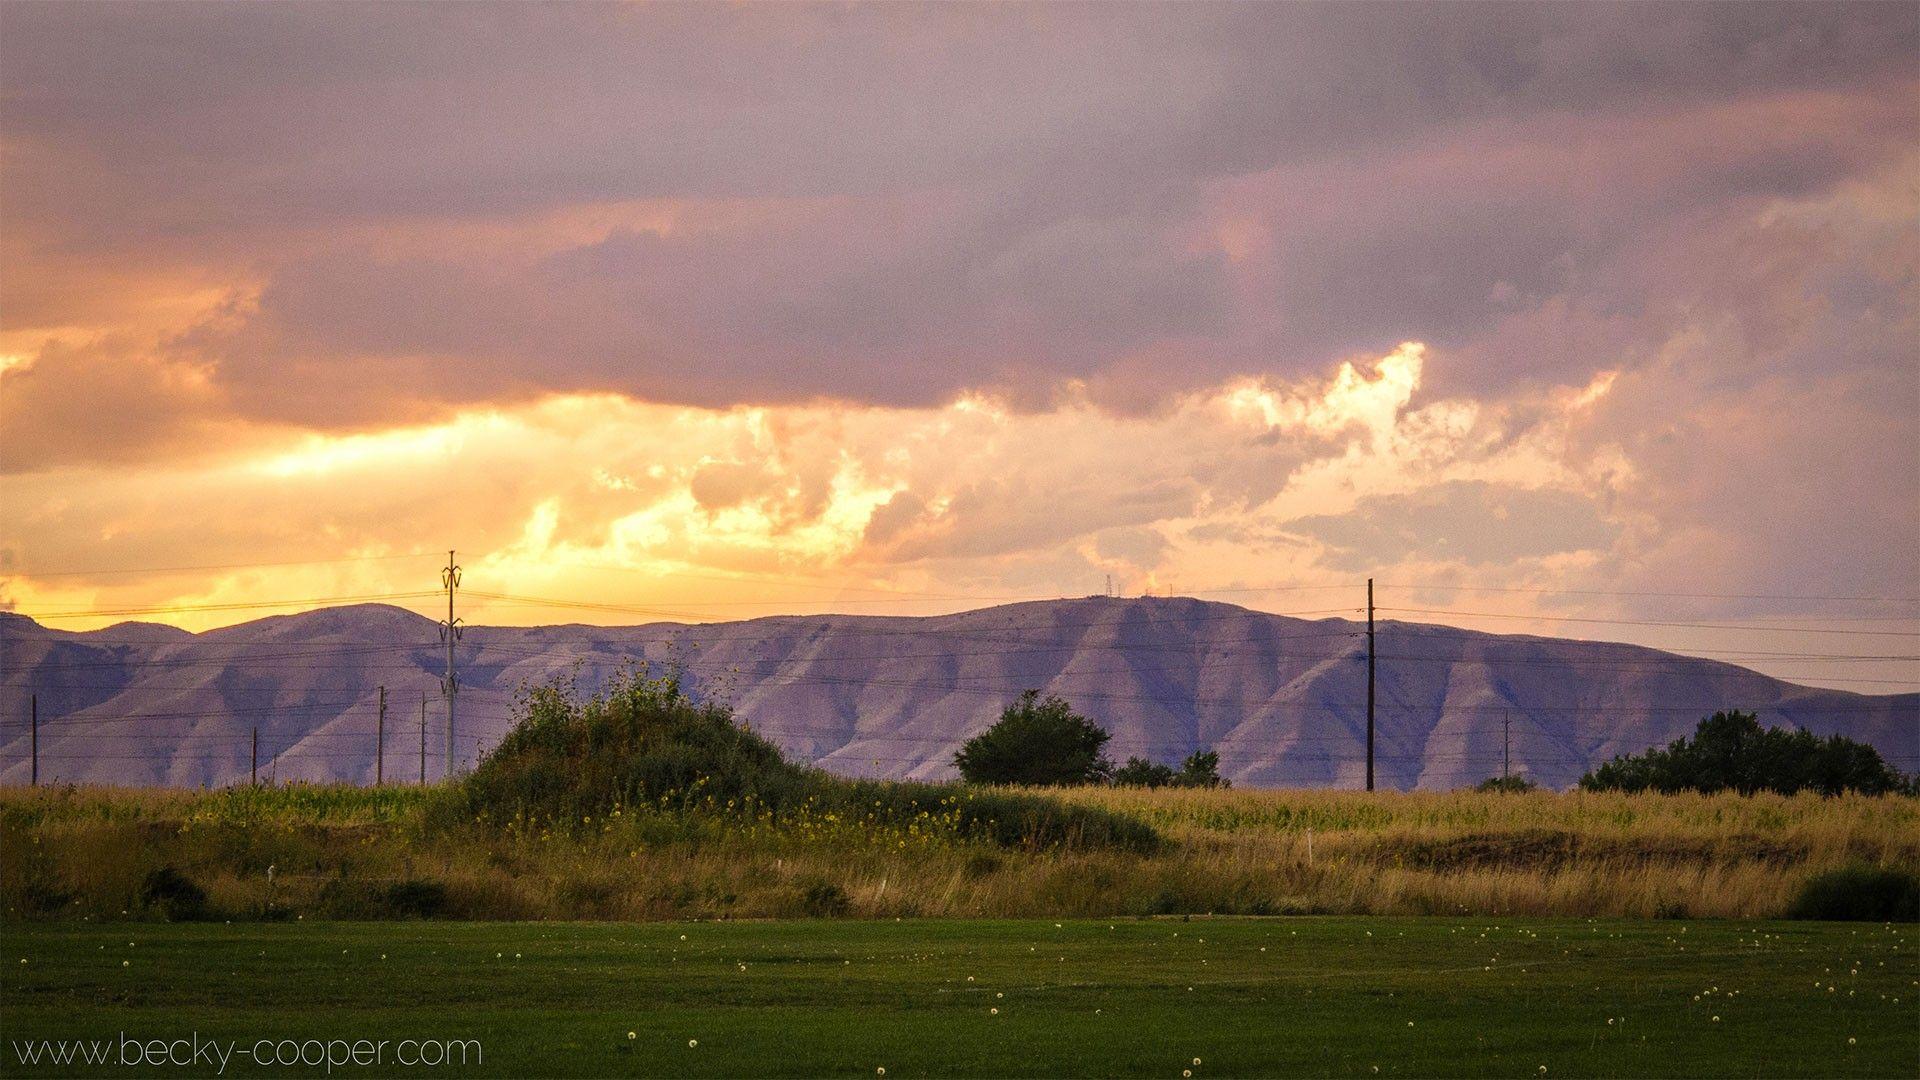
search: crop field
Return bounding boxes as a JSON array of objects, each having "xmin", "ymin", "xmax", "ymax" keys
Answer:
[{"xmin": 3, "ymin": 917, "xmax": 1915, "ymax": 1077}]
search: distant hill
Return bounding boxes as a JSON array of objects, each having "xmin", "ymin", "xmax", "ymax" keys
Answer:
[{"xmin": 1, "ymin": 598, "xmax": 1913, "ymax": 790}]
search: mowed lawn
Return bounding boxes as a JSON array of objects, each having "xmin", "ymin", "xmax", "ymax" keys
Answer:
[{"xmin": 2, "ymin": 918, "xmax": 1913, "ymax": 1078}]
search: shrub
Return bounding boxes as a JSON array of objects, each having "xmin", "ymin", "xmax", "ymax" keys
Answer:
[
  {"xmin": 799, "ymin": 881, "xmax": 851, "ymax": 918},
  {"xmin": 20, "ymin": 880, "xmax": 75, "ymax": 915},
  {"xmin": 953, "ymin": 691, "xmax": 1112, "ymax": 786},
  {"xmin": 1581, "ymin": 711, "xmax": 1911, "ymax": 795},
  {"xmin": 455, "ymin": 668, "xmax": 813, "ymax": 823},
  {"xmin": 138, "ymin": 867, "xmax": 209, "ymax": 921},
  {"xmin": 933, "ymin": 786, "xmax": 1158, "ymax": 852},
  {"xmin": 1112, "ymin": 750, "xmax": 1227, "ymax": 789},
  {"xmin": 1176, "ymin": 750, "xmax": 1227, "ymax": 789},
  {"xmin": 384, "ymin": 879, "xmax": 448, "ymax": 919},
  {"xmin": 1787, "ymin": 865, "xmax": 1920, "ymax": 922},
  {"xmin": 1475, "ymin": 776, "xmax": 1536, "ymax": 793},
  {"xmin": 963, "ymin": 852, "xmax": 1003, "ymax": 879},
  {"xmin": 1112, "ymin": 758, "xmax": 1178, "ymax": 788}
]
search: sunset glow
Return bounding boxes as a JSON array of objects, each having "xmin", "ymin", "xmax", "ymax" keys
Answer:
[{"xmin": 2, "ymin": 3, "xmax": 1914, "ymax": 692}]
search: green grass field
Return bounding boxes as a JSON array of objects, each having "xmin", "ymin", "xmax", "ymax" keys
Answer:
[{"xmin": 3, "ymin": 918, "xmax": 1913, "ymax": 1077}]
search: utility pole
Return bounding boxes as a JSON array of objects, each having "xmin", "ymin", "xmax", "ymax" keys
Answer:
[
  {"xmin": 1366, "ymin": 578, "xmax": 1375, "ymax": 793},
  {"xmin": 440, "ymin": 550, "xmax": 462, "ymax": 779},
  {"xmin": 1502, "ymin": 713, "xmax": 1511, "ymax": 782},
  {"xmin": 419, "ymin": 691, "xmax": 427, "ymax": 784},
  {"xmin": 251, "ymin": 727, "xmax": 259, "ymax": 786},
  {"xmin": 376, "ymin": 685, "xmax": 386, "ymax": 786},
  {"xmin": 29, "ymin": 694, "xmax": 37, "ymax": 787}
]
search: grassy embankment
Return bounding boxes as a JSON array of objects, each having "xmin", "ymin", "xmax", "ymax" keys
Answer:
[
  {"xmin": 4, "ymin": 918, "xmax": 1915, "ymax": 1077},
  {"xmin": 2, "ymin": 671, "xmax": 1915, "ymax": 922}
]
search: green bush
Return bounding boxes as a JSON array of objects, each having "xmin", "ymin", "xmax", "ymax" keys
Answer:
[
  {"xmin": 1112, "ymin": 757, "xmax": 1179, "ymax": 788},
  {"xmin": 953, "ymin": 691, "xmax": 1112, "ymax": 785},
  {"xmin": 1787, "ymin": 865, "xmax": 1920, "ymax": 922},
  {"xmin": 455, "ymin": 669, "xmax": 812, "ymax": 822},
  {"xmin": 384, "ymin": 880, "xmax": 449, "ymax": 919},
  {"xmin": 1112, "ymin": 750, "xmax": 1229, "ymax": 790},
  {"xmin": 930, "ymin": 785, "xmax": 1158, "ymax": 852},
  {"xmin": 314, "ymin": 878, "xmax": 449, "ymax": 919},
  {"xmin": 799, "ymin": 881, "xmax": 851, "ymax": 917},
  {"xmin": 1475, "ymin": 776, "xmax": 1536, "ymax": 793},
  {"xmin": 963, "ymin": 852, "xmax": 1003, "ymax": 879},
  {"xmin": 138, "ymin": 867, "xmax": 209, "ymax": 921}
]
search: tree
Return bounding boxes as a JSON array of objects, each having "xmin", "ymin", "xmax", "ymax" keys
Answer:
[
  {"xmin": 1474, "ymin": 775, "xmax": 1536, "ymax": 793},
  {"xmin": 1111, "ymin": 757, "xmax": 1178, "ymax": 788},
  {"xmin": 1176, "ymin": 750, "xmax": 1228, "ymax": 789},
  {"xmin": 953, "ymin": 691, "xmax": 1112, "ymax": 786},
  {"xmin": 1112, "ymin": 750, "xmax": 1229, "ymax": 789},
  {"xmin": 1579, "ymin": 710, "xmax": 1910, "ymax": 796}
]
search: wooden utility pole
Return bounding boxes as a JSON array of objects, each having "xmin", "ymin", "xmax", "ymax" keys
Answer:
[
  {"xmin": 419, "ymin": 691, "xmax": 427, "ymax": 784},
  {"xmin": 1366, "ymin": 578, "xmax": 1375, "ymax": 792},
  {"xmin": 441, "ymin": 551, "xmax": 462, "ymax": 778},
  {"xmin": 29, "ymin": 694, "xmax": 37, "ymax": 787},
  {"xmin": 1503, "ymin": 713, "xmax": 1511, "ymax": 782},
  {"xmin": 376, "ymin": 685, "xmax": 386, "ymax": 786},
  {"xmin": 251, "ymin": 727, "xmax": 259, "ymax": 786}
]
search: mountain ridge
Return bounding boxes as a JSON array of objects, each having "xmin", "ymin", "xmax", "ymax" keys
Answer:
[{"xmin": 2, "ymin": 598, "xmax": 1912, "ymax": 790}]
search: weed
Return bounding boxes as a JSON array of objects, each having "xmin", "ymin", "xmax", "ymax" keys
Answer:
[
  {"xmin": 799, "ymin": 881, "xmax": 852, "ymax": 918},
  {"xmin": 138, "ymin": 867, "xmax": 209, "ymax": 921}
]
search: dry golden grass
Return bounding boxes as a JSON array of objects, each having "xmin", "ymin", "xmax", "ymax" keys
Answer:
[{"xmin": 2, "ymin": 784, "xmax": 1914, "ymax": 922}]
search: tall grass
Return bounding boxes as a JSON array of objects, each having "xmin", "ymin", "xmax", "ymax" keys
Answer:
[
  {"xmin": 4, "ymin": 782, "xmax": 1912, "ymax": 922},
  {"xmin": 1057, "ymin": 784, "xmax": 1918, "ymax": 842}
]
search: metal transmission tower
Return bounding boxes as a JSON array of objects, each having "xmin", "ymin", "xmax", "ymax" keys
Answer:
[{"xmin": 440, "ymin": 550, "xmax": 463, "ymax": 778}]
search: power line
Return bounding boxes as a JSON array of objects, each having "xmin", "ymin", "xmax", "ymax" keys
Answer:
[
  {"xmin": 467, "ymin": 588, "xmax": 1364, "ymax": 627},
  {"xmin": 1376, "ymin": 607, "xmax": 1920, "ymax": 637},
  {"xmin": 15, "ymin": 591, "xmax": 444, "ymax": 621},
  {"xmin": 1378, "ymin": 581, "xmax": 1920, "ymax": 604},
  {"xmin": 3, "ymin": 551, "xmax": 444, "ymax": 579}
]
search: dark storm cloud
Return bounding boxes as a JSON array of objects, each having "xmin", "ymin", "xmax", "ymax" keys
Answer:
[{"xmin": 3, "ymin": 2, "xmax": 1913, "ymax": 417}]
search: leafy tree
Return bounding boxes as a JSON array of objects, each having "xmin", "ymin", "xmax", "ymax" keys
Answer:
[
  {"xmin": 1474, "ymin": 775, "xmax": 1536, "ymax": 793},
  {"xmin": 1112, "ymin": 750, "xmax": 1229, "ymax": 789},
  {"xmin": 1176, "ymin": 750, "xmax": 1228, "ymax": 789},
  {"xmin": 1579, "ymin": 710, "xmax": 1910, "ymax": 796},
  {"xmin": 1111, "ymin": 757, "xmax": 1178, "ymax": 788},
  {"xmin": 953, "ymin": 691, "xmax": 1112, "ymax": 786}
]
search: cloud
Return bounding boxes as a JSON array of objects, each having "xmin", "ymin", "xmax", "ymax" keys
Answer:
[
  {"xmin": 0, "ymin": 342, "xmax": 1598, "ymax": 614},
  {"xmin": 4, "ymin": 3, "xmax": 1914, "ymax": 428},
  {"xmin": 0, "ymin": 350, "xmax": 1415, "ymax": 608},
  {"xmin": 1288, "ymin": 481, "xmax": 1618, "ymax": 570},
  {"xmin": 0, "ymin": 337, "xmax": 237, "ymax": 471}
]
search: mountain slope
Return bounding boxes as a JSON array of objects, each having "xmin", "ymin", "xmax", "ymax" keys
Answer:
[{"xmin": 1, "ymin": 598, "xmax": 1912, "ymax": 790}]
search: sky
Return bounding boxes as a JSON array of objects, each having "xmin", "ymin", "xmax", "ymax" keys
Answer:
[{"xmin": 1, "ymin": 2, "xmax": 1916, "ymax": 692}]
